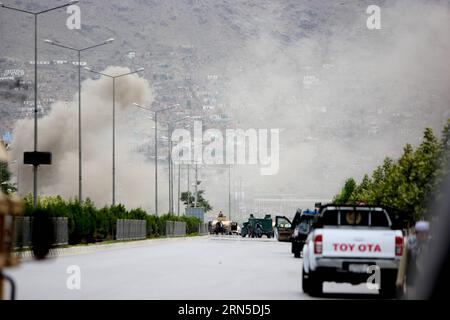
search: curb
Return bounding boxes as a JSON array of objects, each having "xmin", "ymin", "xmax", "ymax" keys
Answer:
[{"xmin": 14, "ymin": 235, "xmax": 210, "ymax": 261}]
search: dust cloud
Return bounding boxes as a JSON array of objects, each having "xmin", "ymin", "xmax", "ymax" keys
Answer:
[{"xmin": 10, "ymin": 66, "xmax": 168, "ymax": 212}]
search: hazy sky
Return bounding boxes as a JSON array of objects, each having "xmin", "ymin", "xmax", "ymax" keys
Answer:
[{"xmin": 4, "ymin": 0, "xmax": 449, "ymax": 217}]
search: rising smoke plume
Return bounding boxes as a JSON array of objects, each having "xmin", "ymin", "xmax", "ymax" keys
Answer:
[{"xmin": 10, "ymin": 66, "xmax": 166, "ymax": 212}]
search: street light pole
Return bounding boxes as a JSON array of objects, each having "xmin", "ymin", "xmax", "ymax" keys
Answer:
[
  {"xmin": 167, "ymin": 116, "xmax": 190, "ymax": 213},
  {"xmin": 78, "ymin": 50, "xmax": 81, "ymax": 200},
  {"xmin": 33, "ymin": 13, "xmax": 37, "ymax": 206},
  {"xmin": 44, "ymin": 38, "xmax": 114, "ymax": 202},
  {"xmin": 0, "ymin": 0, "xmax": 79, "ymax": 207},
  {"xmin": 168, "ymin": 124, "xmax": 173, "ymax": 213},
  {"xmin": 132, "ymin": 103, "xmax": 174, "ymax": 216},
  {"xmin": 112, "ymin": 77, "xmax": 116, "ymax": 205},
  {"xmin": 194, "ymin": 162, "xmax": 198, "ymax": 207},
  {"xmin": 187, "ymin": 163, "xmax": 190, "ymax": 207},
  {"xmin": 229, "ymin": 164, "xmax": 231, "ymax": 221},
  {"xmin": 177, "ymin": 163, "xmax": 181, "ymax": 216},
  {"xmin": 85, "ymin": 67, "xmax": 144, "ymax": 205},
  {"xmin": 154, "ymin": 112, "xmax": 158, "ymax": 215}
]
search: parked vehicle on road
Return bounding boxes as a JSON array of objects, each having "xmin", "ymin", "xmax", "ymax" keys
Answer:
[
  {"xmin": 209, "ymin": 212, "xmax": 238, "ymax": 235},
  {"xmin": 274, "ymin": 215, "xmax": 293, "ymax": 242},
  {"xmin": 302, "ymin": 204, "xmax": 403, "ymax": 298},
  {"xmin": 241, "ymin": 214, "xmax": 273, "ymax": 238}
]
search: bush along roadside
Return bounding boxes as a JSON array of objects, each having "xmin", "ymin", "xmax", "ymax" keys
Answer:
[
  {"xmin": 23, "ymin": 195, "xmax": 202, "ymax": 245},
  {"xmin": 333, "ymin": 119, "xmax": 450, "ymax": 225}
]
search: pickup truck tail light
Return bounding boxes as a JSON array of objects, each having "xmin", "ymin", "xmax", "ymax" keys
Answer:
[
  {"xmin": 314, "ymin": 234, "xmax": 323, "ymax": 254},
  {"xmin": 395, "ymin": 236, "xmax": 403, "ymax": 256}
]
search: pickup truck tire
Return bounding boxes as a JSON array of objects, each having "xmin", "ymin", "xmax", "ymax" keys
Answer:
[
  {"xmin": 302, "ymin": 268, "xmax": 322, "ymax": 296},
  {"xmin": 308, "ymin": 272, "xmax": 323, "ymax": 297},
  {"xmin": 302, "ymin": 267, "xmax": 310, "ymax": 294},
  {"xmin": 379, "ymin": 270, "xmax": 397, "ymax": 299},
  {"xmin": 294, "ymin": 250, "xmax": 301, "ymax": 258}
]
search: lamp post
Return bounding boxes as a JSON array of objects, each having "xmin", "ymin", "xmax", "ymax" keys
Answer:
[
  {"xmin": 132, "ymin": 103, "xmax": 174, "ymax": 216},
  {"xmin": 177, "ymin": 163, "xmax": 181, "ymax": 216},
  {"xmin": 185, "ymin": 141, "xmax": 195, "ymax": 209},
  {"xmin": 187, "ymin": 162, "xmax": 190, "ymax": 207},
  {"xmin": 85, "ymin": 67, "xmax": 144, "ymax": 205},
  {"xmin": 229, "ymin": 164, "xmax": 232, "ymax": 221},
  {"xmin": 194, "ymin": 161, "xmax": 199, "ymax": 207},
  {"xmin": 167, "ymin": 116, "xmax": 190, "ymax": 213},
  {"xmin": 44, "ymin": 38, "xmax": 114, "ymax": 202},
  {"xmin": 0, "ymin": 0, "xmax": 79, "ymax": 207}
]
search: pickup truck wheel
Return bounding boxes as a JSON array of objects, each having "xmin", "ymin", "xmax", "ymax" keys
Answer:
[
  {"xmin": 294, "ymin": 250, "xmax": 301, "ymax": 258},
  {"xmin": 302, "ymin": 268, "xmax": 309, "ymax": 294},
  {"xmin": 379, "ymin": 270, "xmax": 397, "ymax": 299},
  {"xmin": 307, "ymin": 271, "xmax": 323, "ymax": 297}
]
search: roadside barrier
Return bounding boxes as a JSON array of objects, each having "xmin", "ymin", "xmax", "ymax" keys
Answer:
[
  {"xmin": 116, "ymin": 219, "xmax": 146, "ymax": 241},
  {"xmin": 13, "ymin": 216, "xmax": 68, "ymax": 248},
  {"xmin": 165, "ymin": 221, "xmax": 186, "ymax": 237},
  {"xmin": 197, "ymin": 223, "xmax": 209, "ymax": 235}
]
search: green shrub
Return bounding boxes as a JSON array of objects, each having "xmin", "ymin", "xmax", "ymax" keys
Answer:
[{"xmin": 22, "ymin": 195, "xmax": 201, "ymax": 244}]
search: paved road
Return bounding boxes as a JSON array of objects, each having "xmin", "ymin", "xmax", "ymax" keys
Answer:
[{"xmin": 5, "ymin": 236, "xmax": 378, "ymax": 299}]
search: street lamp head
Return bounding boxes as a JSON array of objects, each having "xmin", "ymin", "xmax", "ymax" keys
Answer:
[
  {"xmin": 68, "ymin": 0, "xmax": 79, "ymax": 4},
  {"xmin": 105, "ymin": 38, "xmax": 114, "ymax": 43},
  {"xmin": 84, "ymin": 67, "xmax": 92, "ymax": 71},
  {"xmin": 133, "ymin": 103, "xmax": 140, "ymax": 107},
  {"xmin": 44, "ymin": 39, "xmax": 54, "ymax": 44},
  {"xmin": 137, "ymin": 67, "xmax": 145, "ymax": 72}
]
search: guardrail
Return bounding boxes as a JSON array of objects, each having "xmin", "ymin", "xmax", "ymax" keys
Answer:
[
  {"xmin": 165, "ymin": 221, "xmax": 186, "ymax": 237},
  {"xmin": 197, "ymin": 223, "xmax": 209, "ymax": 235},
  {"xmin": 116, "ymin": 219, "xmax": 146, "ymax": 241},
  {"xmin": 53, "ymin": 217, "xmax": 69, "ymax": 245},
  {"xmin": 13, "ymin": 216, "xmax": 68, "ymax": 248}
]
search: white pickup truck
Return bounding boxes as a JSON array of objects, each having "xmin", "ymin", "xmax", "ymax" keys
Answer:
[{"xmin": 302, "ymin": 205, "xmax": 403, "ymax": 298}]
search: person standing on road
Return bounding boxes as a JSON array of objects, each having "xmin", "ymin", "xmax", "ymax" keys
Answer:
[{"xmin": 406, "ymin": 221, "xmax": 431, "ymax": 286}]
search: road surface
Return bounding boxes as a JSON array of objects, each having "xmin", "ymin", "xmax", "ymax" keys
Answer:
[{"xmin": 5, "ymin": 236, "xmax": 378, "ymax": 299}]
